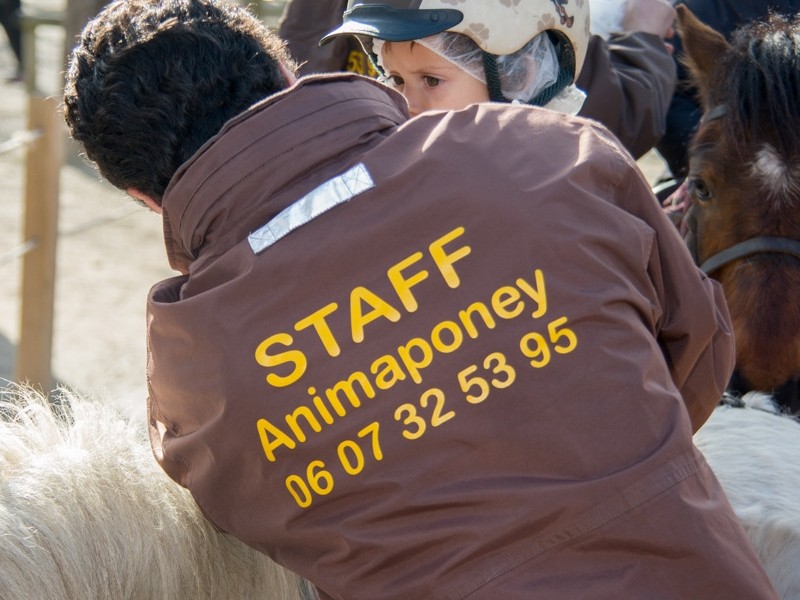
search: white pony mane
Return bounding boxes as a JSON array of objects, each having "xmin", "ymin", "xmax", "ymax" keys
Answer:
[
  {"xmin": 0, "ymin": 384, "xmax": 312, "ymax": 600},
  {"xmin": 695, "ymin": 392, "xmax": 800, "ymax": 599},
  {"xmin": 4, "ymin": 383, "xmax": 797, "ymax": 599}
]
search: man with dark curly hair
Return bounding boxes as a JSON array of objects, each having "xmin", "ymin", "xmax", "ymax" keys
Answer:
[
  {"xmin": 63, "ymin": 1, "xmax": 778, "ymax": 599},
  {"xmin": 64, "ymin": 0, "xmax": 297, "ymax": 205}
]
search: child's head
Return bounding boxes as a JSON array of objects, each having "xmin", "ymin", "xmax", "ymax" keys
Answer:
[
  {"xmin": 322, "ymin": 0, "xmax": 591, "ymax": 113},
  {"xmin": 374, "ymin": 32, "xmax": 561, "ymax": 115},
  {"xmin": 373, "ymin": 37, "xmax": 490, "ymax": 115}
]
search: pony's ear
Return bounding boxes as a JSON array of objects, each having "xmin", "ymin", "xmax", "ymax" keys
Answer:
[{"xmin": 676, "ymin": 4, "xmax": 731, "ymax": 107}]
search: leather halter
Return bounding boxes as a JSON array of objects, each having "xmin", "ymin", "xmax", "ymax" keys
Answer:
[
  {"xmin": 700, "ymin": 236, "xmax": 800, "ymax": 274},
  {"xmin": 692, "ymin": 104, "xmax": 800, "ymax": 275}
]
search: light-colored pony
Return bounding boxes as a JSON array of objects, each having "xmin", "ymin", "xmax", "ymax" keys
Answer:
[
  {"xmin": 2, "ymin": 383, "xmax": 797, "ymax": 599},
  {"xmin": 0, "ymin": 384, "xmax": 311, "ymax": 600},
  {"xmin": 694, "ymin": 393, "xmax": 800, "ymax": 600}
]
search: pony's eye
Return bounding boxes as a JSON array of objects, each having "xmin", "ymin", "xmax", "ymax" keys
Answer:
[{"xmin": 688, "ymin": 177, "xmax": 714, "ymax": 202}]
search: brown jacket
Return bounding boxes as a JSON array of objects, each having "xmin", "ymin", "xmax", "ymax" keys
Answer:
[
  {"xmin": 147, "ymin": 75, "xmax": 776, "ymax": 600},
  {"xmin": 577, "ymin": 32, "xmax": 676, "ymax": 159},
  {"xmin": 278, "ymin": 0, "xmax": 377, "ymax": 77}
]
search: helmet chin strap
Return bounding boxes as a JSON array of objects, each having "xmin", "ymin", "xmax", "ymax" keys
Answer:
[
  {"xmin": 481, "ymin": 32, "xmax": 574, "ymax": 107},
  {"xmin": 529, "ymin": 32, "xmax": 574, "ymax": 106},
  {"xmin": 529, "ymin": 65, "xmax": 572, "ymax": 106},
  {"xmin": 481, "ymin": 52, "xmax": 511, "ymax": 103}
]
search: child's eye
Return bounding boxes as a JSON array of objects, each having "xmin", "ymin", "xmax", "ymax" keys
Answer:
[
  {"xmin": 381, "ymin": 74, "xmax": 404, "ymax": 88},
  {"xmin": 423, "ymin": 76, "xmax": 441, "ymax": 88}
]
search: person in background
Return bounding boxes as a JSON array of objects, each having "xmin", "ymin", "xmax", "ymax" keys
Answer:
[
  {"xmin": 656, "ymin": 0, "xmax": 800, "ymax": 178},
  {"xmin": 278, "ymin": 0, "xmax": 377, "ymax": 77},
  {"xmin": 320, "ymin": 0, "xmax": 677, "ymax": 159},
  {"xmin": 579, "ymin": 0, "xmax": 678, "ymax": 157},
  {"xmin": 0, "ymin": 0, "xmax": 22, "ymax": 82},
  {"xmin": 63, "ymin": 0, "xmax": 778, "ymax": 597}
]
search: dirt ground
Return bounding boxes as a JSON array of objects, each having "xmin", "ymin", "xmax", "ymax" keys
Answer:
[
  {"xmin": 0, "ymin": 2, "xmax": 669, "ymax": 421},
  {"xmin": 0, "ymin": 13, "xmax": 171, "ymax": 419}
]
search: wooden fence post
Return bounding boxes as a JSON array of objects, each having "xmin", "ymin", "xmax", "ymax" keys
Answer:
[{"xmin": 15, "ymin": 96, "xmax": 64, "ymax": 393}]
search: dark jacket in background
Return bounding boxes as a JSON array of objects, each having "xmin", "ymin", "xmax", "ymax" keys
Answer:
[
  {"xmin": 657, "ymin": 0, "xmax": 800, "ymax": 177},
  {"xmin": 577, "ymin": 31, "xmax": 675, "ymax": 159},
  {"xmin": 278, "ymin": 0, "xmax": 376, "ymax": 77}
]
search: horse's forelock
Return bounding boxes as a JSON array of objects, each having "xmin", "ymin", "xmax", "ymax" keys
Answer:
[{"xmin": 724, "ymin": 13, "xmax": 800, "ymax": 161}]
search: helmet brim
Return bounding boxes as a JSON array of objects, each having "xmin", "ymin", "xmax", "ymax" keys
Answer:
[{"xmin": 319, "ymin": 5, "xmax": 463, "ymax": 46}]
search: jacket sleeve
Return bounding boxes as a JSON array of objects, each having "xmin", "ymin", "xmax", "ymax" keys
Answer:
[
  {"xmin": 635, "ymin": 161, "xmax": 733, "ymax": 431},
  {"xmin": 600, "ymin": 138, "xmax": 735, "ymax": 431},
  {"xmin": 277, "ymin": 0, "xmax": 351, "ymax": 75},
  {"xmin": 654, "ymin": 20, "xmax": 699, "ymax": 179},
  {"xmin": 576, "ymin": 33, "xmax": 676, "ymax": 160},
  {"xmin": 651, "ymin": 249, "xmax": 734, "ymax": 432}
]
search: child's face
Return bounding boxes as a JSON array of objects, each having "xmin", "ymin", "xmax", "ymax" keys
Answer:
[{"xmin": 380, "ymin": 41, "xmax": 490, "ymax": 117}]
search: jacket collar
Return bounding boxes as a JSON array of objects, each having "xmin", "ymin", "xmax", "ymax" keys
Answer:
[{"xmin": 160, "ymin": 73, "xmax": 409, "ymax": 273}]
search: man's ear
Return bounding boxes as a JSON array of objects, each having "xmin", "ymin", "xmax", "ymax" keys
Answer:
[
  {"xmin": 127, "ymin": 187, "xmax": 163, "ymax": 214},
  {"xmin": 279, "ymin": 61, "xmax": 297, "ymax": 87}
]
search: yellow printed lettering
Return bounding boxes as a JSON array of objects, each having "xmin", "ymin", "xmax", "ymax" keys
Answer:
[
  {"xmin": 459, "ymin": 302, "xmax": 496, "ymax": 338},
  {"xmin": 255, "ymin": 265, "xmax": 575, "ymax": 469},
  {"xmin": 308, "ymin": 387, "xmax": 335, "ymax": 425},
  {"xmin": 254, "ymin": 333, "xmax": 307, "ymax": 388},
  {"xmin": 325, "ymin": 371, "xmax": 376, "ymax": 414},
  {"xmin": 350, "ymin": 287, "xmax": 402, "ymax": 343},
  {"xmin": 370, "ymin": 355, "xmax": 408, "ymax": 389},
  {"xmin": 397, "ymin": 337, "xmax": 433, "ymax": 384},
  {"xmin": 429, "ymin": 227, "xmax": 471, "ymax": 288},
  {"xmin": 257, "ymin": 418, "xmax": 297, "ymax": 462},
  {"xmin": 430, "ymin": 320, "xmax": 463, "ymax": 353},
  {"xmin": 492, "ymin": 286, "xmax": 524, "ymax": 319},
  {"xmin": 285, "ymin": 405, "xmax": 323, "ymax": 443},
  {"xmin": 387, "ymin": 252, "xmax": 429, "ymax": 312},
  {"xmin": 295, "ymin": 302, "xmax": 341, "ymax": 357},
  {"xmin": 516, "ymin": 269, "xmax": 547, "ymax": 318}
]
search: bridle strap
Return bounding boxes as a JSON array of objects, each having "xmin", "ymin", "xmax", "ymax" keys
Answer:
[
  {"xmin": 693, "ymin": 104, "xmax": 800, "ymax": 275},
  {"xmin": 700, "ymin": 236, "xmax": 800, "ymax": 274},
  {"xmin": 702, "ymin": 104, "xmax": 728, "ymax": 123}
]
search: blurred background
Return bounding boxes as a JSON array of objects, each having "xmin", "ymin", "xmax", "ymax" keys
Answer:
[{"xmin": 0, "ymin": 0, "xmax": 666, "ymax": 421}]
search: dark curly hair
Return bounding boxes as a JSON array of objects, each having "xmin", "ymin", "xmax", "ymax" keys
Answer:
[{"xmin": 63, "ymin": 0, "xmax": 297, "ymax": 203}]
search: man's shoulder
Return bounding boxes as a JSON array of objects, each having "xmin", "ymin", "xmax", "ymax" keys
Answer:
[
  {"xmin": 365, "ymin": 102, "xmax": 637, "ymax": 197},
  {"xmin": 396, "ymin": 103, "xmax": 629, "ymax": 163}
]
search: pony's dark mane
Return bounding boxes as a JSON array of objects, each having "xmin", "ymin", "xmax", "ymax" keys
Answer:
[{"xmin": 721, "ymin": 12, "xmax": 800, "ymax": 158}]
